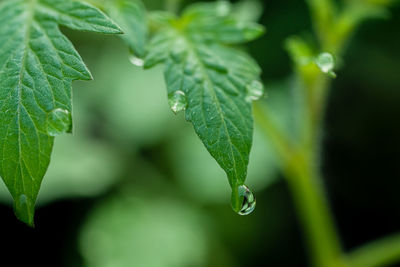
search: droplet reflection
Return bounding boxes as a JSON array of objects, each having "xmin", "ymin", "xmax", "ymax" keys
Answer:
[
  {"xmin": 315, "ymin": 52, "xmax": 337, "ymax": 78},
  {"xmin": 246, "ymin": 80, "xmax": 265, "ymax": 101},
  {"xmin": 129, "ymin": 55, "xmax": 144, "ymax": 67},
  {"xmin": 168, "ymin": 90, "xmax": 187, "ymax": 114},
  {"xmin": 46, "ymin": 108, "xmax": 72, "ymax": 137},
  {"xmin": 234, "ymin": 185, "xmax": 256, "ymax": 216}
]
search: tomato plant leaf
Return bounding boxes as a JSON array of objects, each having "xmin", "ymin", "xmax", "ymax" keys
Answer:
[
  {"xmin": 182, "ymin": 1, "xmax": 265, "ymax": 44},
  {"xmin": 106, "ymin": 0, "xmax": 148, "ymax": 58},
  {"xmin": 143, "ymin": 2, "xmax": 264, "ymax": 191},
  {"xmin": 0, "ymin": 0, "xmax": 121, "ymax": 225}
]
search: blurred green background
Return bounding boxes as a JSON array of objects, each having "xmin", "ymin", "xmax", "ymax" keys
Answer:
[{"xmin": 0, "ymin": 0, "xmax": 399, "ymax": 266}]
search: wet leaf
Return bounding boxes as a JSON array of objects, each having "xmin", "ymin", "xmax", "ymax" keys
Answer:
[
  {"xmin": 143, "ymin": 2, "xmax": 265, "ymax": 188},
  {"xmin": 0, "ymin": 0, "xmax": 121, "ymax": 225}
]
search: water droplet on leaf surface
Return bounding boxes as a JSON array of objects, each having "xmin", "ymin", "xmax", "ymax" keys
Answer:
[
  {"xmin": 168, "ymin": 91, "xmax": 187, "ymax": 114},
  {"xmin": 246, "ymin": 80, "xmax": 265, "ymax": 101},
  {"xmin": 231, "ymin": 185, "xmax": 256, "ymax": 216},
  {"xmin": 316, "ymin": 52, "xmax": 336, "ymax": 78},
  {"xmin": 46, "ymin": 108, "xmax": 72, "ymax": 137},
  {"xmin": 129, "ymin": 55, "xmax": 144, "ymax": 67}
]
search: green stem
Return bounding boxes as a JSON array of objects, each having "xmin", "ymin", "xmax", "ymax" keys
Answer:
[
  {"xmin": 284, "ymin": 153, "xmax": 346, "ymax": 267},
  {"xmin": 255, "ymin": 0, "xmax": 400, "ymax": 266},
  {"xmin": 306, "ymin": 0, "xmax": 336, "ymax": 46},
  {"xmin": 254, "ymin": 102, "xmax": 347, "ymax": 267},
  {"xmin": 348, "ymin": 233, "xmax": 400, "ymax": 267},
  {"xmin": 165, "ymin": 0, "xmax": 181, "ymax": 14}
]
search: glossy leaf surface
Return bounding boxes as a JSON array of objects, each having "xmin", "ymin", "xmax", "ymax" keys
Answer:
[
  {"xmin": 144, "ymin": 2, "xmax": 265, "ymax": 188},
  {"xmin": 0, "ymin": 0, "xmax": 121, "ymax": 225}
]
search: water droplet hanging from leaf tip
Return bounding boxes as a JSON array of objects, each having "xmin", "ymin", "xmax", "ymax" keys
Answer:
[{"xmin": 231, "ymin": 184, "xmax": 256, "ymax": 216}]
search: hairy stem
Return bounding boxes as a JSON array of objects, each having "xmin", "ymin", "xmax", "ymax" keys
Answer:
[
  {"xmin": 254, "ymin": 102, "xmax": 347, "ymax": 267},
  {"xmin": 255, "ymin": 0, "xmax": 400, "ymax": 265},
  {"xmin": 285, "ymin": 152, "xmax": 347, "ymax": 267}
]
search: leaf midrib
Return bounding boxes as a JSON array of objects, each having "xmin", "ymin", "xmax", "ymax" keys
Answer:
[
  {"xmin": 14, "ymin": 0, "xmax": 39, "ymax": 207},
  {"xmin": 179, "ymin": 34, "xmax": 244, "ymax": 185}
]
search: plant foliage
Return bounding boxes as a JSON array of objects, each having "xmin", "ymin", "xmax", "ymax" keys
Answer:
[
  {"xmin": 0, "ymin": 0, "xmax": 266, "ymax": 224},
  {"xmin": 109, "ymin": 1, "xmax": 265, "ymax": 211},
  {"xmin": 0, "ymin": 0, "xmax": 121, "ymax": 225}
]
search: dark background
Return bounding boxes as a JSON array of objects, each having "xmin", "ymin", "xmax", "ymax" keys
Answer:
[{"xmin": 0, "ymin": 0, "xmax": 399, "ymax": 266}]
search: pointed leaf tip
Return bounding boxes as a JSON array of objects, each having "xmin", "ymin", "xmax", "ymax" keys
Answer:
[
  {"xmin": 14, "ymin": 195, "xmax": 35, "ymax": 227},
  {"xmin": 145, "ymin": 2, "xmax": 262, "ymax": 191}
]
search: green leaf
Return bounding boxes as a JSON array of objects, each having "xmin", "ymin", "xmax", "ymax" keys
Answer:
[
  {"xmin": 144, "ymin": 2, "xmax": 264, "ymax": 192},
  {"xmin": 182, "ymin": 1, "xmax": 265, "ymax": 44},
  {"xmin": 106, "ymin": 0, "xmax": 148, "ymax": 58},
  {"xmin": 231, "ymin": 0, "xmax": 264, "ymax": 23},
  {"xmin": 0, "ymin": 0, "xmax": 121, "ymax": 225}
]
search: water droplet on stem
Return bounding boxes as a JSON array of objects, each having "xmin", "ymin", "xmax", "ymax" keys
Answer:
[
  {"xmin": 168, "ymin": 90, "xmax": 187, "ymax": 114},
  {"xmin": 316, "ymin": 52, "xmax": 336, "ymax": 78}
]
